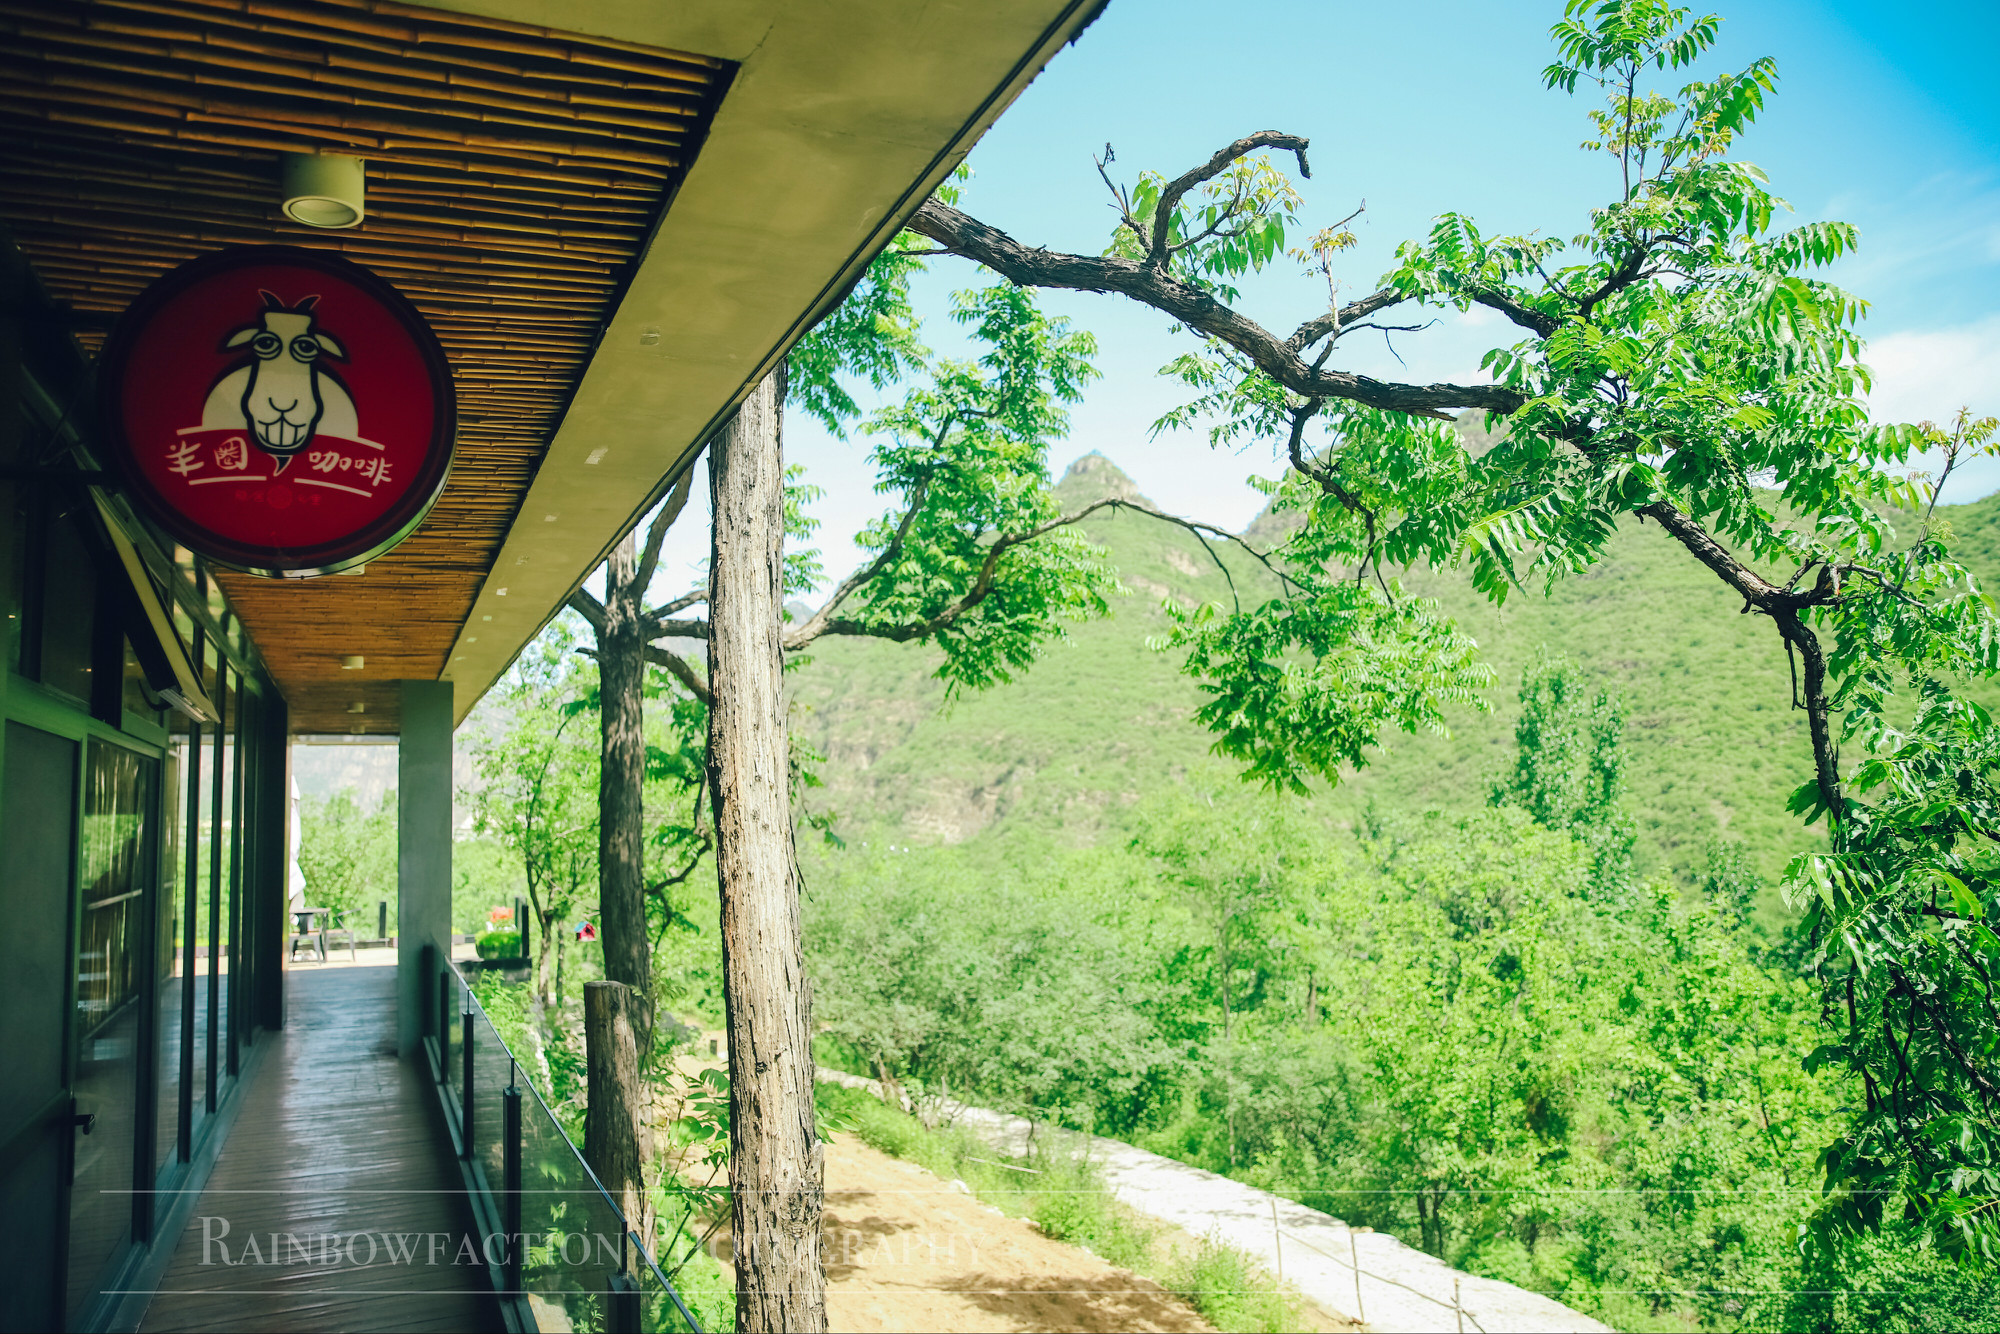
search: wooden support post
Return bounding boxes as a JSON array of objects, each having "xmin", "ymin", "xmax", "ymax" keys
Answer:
[
  {"xmin": 584, "ymin": 979, "xmax": 649, "ymax": 1264},
  {"xmin": 708, "ymin": 370, "xmax": 826, "ymax": 1333},
  {"xmin": 1350, "ymin": 1224, "xmax": 1365, "ymax": 1324}
]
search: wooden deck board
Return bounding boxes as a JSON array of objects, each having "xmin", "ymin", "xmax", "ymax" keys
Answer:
[{"xmin": 139, "ymin": 967, "xmax": 501, "ymax": 1334}]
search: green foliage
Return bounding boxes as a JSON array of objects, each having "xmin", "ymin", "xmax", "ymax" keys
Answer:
[
  {"xmin": 295, "ymin": 789, "xmax": 395, "ymax": 924},
  {"xmin": 474, "ymin": 929, "xmax": 522, "ymax": 961},
  {"xmin": 1094, "ymin": 0, "xmax": 2000, "ymax": 1254},
  {"xmin": 469, "ymin": 968, "xmax": 533, "ymax": 1066},
  {"xmin": 1745, "ymin": 1221, "xmax": 2000, "ymax": 1332},
  {"xmin": 1789, "ymin": 682, "xmax": 2000, "ymax": 1259},
  {"xmin": 1102, "ymin": 147, "xmax": 1305, "ymax": 303},
  {"xmin": 1164, "ymin": 1235, "xmax": 1301, "ymax": 1334},
  {"xmin": 1143, "ymin": 401, "xmax": 1498, "ymax": 794},
  {"xmin": 452, "ymin": 837, "xmax": 526, "ymax": 938},
  {"xmin": 803, "ymin": 658, "xmax": 1867, "ymax": 1330},
  {"xmin": 1490, "ymin": 653, "xmax": 1637, "ymax": 887},
  {"xmin": 787, "ymin": 236, "xmax": 928, "ymax": 435},
  {"xmin": 830, "ymin": 281, "xmax": 1120, "ymax": 696},
  {"xmin": 465, "ymin": 620, "xmax": 601, "ymax": 1004},
  {"xmin": 806, "ymin": 843, "xmax": 1171, "ymax": 1121},
  {"xmin": 1163, "ymin": 578, "xmax": 1490, "ymax": 794}
]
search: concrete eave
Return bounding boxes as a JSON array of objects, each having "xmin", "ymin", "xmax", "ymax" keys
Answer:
[{"xmin": 424, "ymin": 0, "xmax": 1108, "ymax": 725}]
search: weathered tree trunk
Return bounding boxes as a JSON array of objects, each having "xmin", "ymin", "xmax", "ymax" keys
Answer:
[
  {"xmin": 599, "ymin": 533, "xmax": 654, "ymax": 1054},
  {"xmin": 529, "ymin": 897, "xmax": 555, "ymax": 1006},
  {"xmin": 708, "ymin": 370, "xmax": 826, "ymax": 1334},
  {"xmin": 584, "ymin": 980, "xmax": 653, "ymax": 1263}
]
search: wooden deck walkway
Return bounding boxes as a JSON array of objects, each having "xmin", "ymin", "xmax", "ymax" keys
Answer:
[{"xmin": 139, "ymin": 965, "xmax": 501, "ymax": 1333}]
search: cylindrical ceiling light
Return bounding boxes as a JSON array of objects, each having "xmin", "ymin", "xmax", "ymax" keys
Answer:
[{"xmin": 280, "ymin": 153, "xmax": 366, "ymax": 229}]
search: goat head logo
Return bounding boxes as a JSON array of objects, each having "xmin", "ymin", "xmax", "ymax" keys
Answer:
[{"xmin": 203, "ymin": 290, "xmax": 359, "ymax": 470}]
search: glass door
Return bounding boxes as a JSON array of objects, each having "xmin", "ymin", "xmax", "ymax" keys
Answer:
[
  {"xmin": 0, "ymin": 721, "xmax": 79, "ymax": 1332},
  {"xmin": 68, "ymin": 738, "xmax": 158, "ymax": 1322}
]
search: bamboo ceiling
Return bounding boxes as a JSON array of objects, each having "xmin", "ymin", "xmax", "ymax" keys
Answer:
[{"xmin": 0, "ymin": 0, "xmax": 728, "ymax": 733}]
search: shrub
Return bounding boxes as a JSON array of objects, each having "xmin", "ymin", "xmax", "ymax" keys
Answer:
[
  {"xmin": 474, "ymin": 929, "xmax": 523, "ymax": 960},
  {"xmin": 1165, "ymin": 1234, "xmax": 1302, "ymax": 1334}
]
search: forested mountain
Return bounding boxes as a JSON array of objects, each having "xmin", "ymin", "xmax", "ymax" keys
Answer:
[
  {"xmin": 795, "ymin": 432, "xmax": 2000, "ymax": 900},
  {"xmin": 783, "ymin": 440, "xmax": 2000, "ymax": 1331}
]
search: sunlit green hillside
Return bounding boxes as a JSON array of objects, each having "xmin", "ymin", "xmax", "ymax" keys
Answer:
[{"xmin": 790, "ymin": 442, "xmax": 2000, "ymax": 897}]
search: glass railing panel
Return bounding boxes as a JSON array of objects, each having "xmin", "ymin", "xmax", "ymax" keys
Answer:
[
  {"xmin": 437, "ymin": 968, "xmax": 459, "ymax": 1110},
  {"xmin": 446, "ymin": 1006, "xmax": 465, "ymax": 1122},
  {"xmin": 472, "ymin": 1003, "xmax": 511, "ymax": 1191},
  {"xmin": 441, "ymin": 959, "xmax": 701, "ymax": 1332},
  {"xmin": 517, "ymin": 1071, "xmax": 626, "ymax": 1333}
]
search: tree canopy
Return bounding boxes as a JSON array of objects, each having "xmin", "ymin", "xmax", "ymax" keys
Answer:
[{"xmin": 903, "ymin": 0, "xmax": 2000, "ymax": 1258}]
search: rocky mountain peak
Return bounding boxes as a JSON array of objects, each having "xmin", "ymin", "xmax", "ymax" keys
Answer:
[{"xmin": 1054, "ymin": 452, "xmax": 1155, "ymax": 509}]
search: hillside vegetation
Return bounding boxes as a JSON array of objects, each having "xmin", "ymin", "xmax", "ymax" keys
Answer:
[
  {"xmin": 786, "ymin": 460, "xmax": 2000, "ymax": 1330},
  {"xmin": 794, "ymin": 432, "xmax": 2000, "ymax": 898}
]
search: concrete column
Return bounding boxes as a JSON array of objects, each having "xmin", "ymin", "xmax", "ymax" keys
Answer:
[{"xmin": 397, "ymin": 679, "xmax": 454, "ymax": 1058}]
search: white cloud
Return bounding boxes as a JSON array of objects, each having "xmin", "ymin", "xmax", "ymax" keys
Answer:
[
  {"xmin": 1867, "ymin": 315, "xmax": 2000, "ymax": 503},
  {"xmin": 1868, "ymin": 316, "xmax": 2000, "ymax": 425}
]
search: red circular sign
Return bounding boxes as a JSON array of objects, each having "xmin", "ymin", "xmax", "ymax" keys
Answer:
[{"xmin": 99, "ymin": 246, "xmax": 455, "ymax": 576}]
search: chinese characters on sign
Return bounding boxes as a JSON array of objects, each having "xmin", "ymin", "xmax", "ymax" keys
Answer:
[{"xmin": 97, "ymin": 247, "xmax": 455, "ymax": 576}]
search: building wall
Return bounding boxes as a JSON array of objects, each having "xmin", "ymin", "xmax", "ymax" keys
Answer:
[{"xmin": 0, "ymin": 242, "xmax": 289, "ymax": 1332}]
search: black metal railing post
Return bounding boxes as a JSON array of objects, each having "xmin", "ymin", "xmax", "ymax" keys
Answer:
[
  {"xmin": 461, "ymin": 1005, "xmax": 475, "ymax": 1155},
  {"xmin": 437, "ymin": 967, "xmax": 451, "ymax": 1081},
  {"xmin": 607, "ymin": 1271, "xmax": 640, "ymax": 1334},
  {"xmin": 378, "ymin": 899, "xmax": 388, "ymax": 943},
  {"xmin": 503, "ymin": 1069, "xmax": 523, "ymax": 1298}
]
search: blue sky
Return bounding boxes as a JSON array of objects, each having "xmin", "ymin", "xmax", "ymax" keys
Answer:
[{"xmin": 651, "ymin": 0, "xmax": 2000, "ymax": 597}]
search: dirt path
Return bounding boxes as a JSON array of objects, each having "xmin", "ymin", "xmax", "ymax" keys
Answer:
[
  {"xmin": 664, "ymin": 1045, "xmax": 1210, "ymax": 1332},
  {"xmin": 816, "ymin": 1132, "xmax": 1212, "ymax": 1333}
]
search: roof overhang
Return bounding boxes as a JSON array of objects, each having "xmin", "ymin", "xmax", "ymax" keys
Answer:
[
  {"xmin": 0, "ymin": 0, "xmax": 1103, "ymax": 732},
  {"xmin": 433, "ymin": 0, "xmax": 1105, "ymax": 725}
]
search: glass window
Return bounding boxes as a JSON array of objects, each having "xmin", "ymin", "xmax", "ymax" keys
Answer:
[
  {"xmin": 2, "ymin": 400, "xmax": 24, "ymax": 674},
  {"xmin": 2, "ymin": 480, "xmax": 21, "ymax": 673},
  {"xmin": 121, "ymin": 635, "xmax": 162, "ymax": 729},
  {"xmin": 170, "ymin": 602, "xmax": 196, "ymax": 684},
  {"xmin": 200, "ymin": 563, "xmax": 228, "ymax": 633},
  {"xmin": 218, "ymin": 671, "xmax": 239, "ymax": 1077},
  {"xmin": 71, "ymin": 740, "xmax": 155, "ymax": 1318},
  {"xmin": 157, "ymin": 716, "xmax": 192, "ymax": 1177},
  {"xmin": 38, "ymin": 509, "xmax": 95, "ymax": 703},
  {"xmin": 190, "ymin": 643, "xmax": 220, "ymax": 1127}
]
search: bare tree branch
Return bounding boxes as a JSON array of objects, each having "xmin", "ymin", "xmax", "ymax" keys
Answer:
[
  {"xmin": 647, "ymin": 838, "xmax": 714, "ymax": 900},
  {"xmin": 1148, "ymin": 132, "xmax": 1311, "ymax": 266},
  {"xmin": 645, "ymin": 643, "xmax": 711, "ymax": 706},
  {"xmin": 784, "ymin": 496, "xmax": 1298, "ymax": 652},
  {"xmin": 781, "ymin": 476, "xmax": 932, "ymax": 647},
  {"xmin": 1634, "ymin": 500, "xmax": 1787, "ymax": 608},
  {"xmin": 642, "ymin": 589, "xmax": 707, "ymax": 641},
  {"xmin": 1285, "ymin": 287, "xmax": 1407, "ymax": 352},
  {"xmin": 568, "ymin": 588, "xmax": 607, "ymax": 636},
  {"xmin": 1635, "ymin": 498, "xmax": 1842, "ymax": 814},
  {"xmin": 908, "ymin": 197, "xmax": 1521, "ymax": 416},
  {"xmin": 1470, "ymin": 289, "xmax": 1563, "ymax": 338},
  {"xmin": 1094, "ymin": 146, "xmax": 1148, "ymax": 248},
  {"xmin": 636, "ymin": 466, "xmax": 697, "ymax": 592}
]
